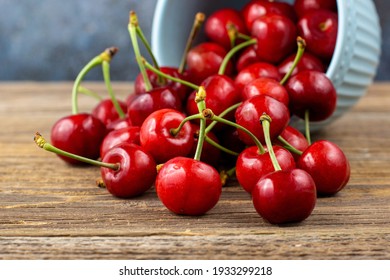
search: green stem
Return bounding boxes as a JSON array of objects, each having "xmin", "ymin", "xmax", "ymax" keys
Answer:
[
  {"xmin": 178, "ymin": 12, "xmax": 205, "ymax": 74},
  {"xmin": 102, "ymin": 61, "xmax": 125, "ymax": 118},
  {"xmin": 193, "ymin": 86, "xmax": 207, "ymax": 161},
  {"xmin": 237, "ymin": 32, "xmax": 252, "ymax": 41},
  {"xmin": 205, "ymin": 136, "xmax": 239, "ymax": 156},
  {"xmin": 78, "ymin": 86, "xmax": 103, "ymax": 101},
  {"xmin": 34, "ymin": 133, "xmax": 119, "ymax": 170},
  {"xmin": 305, "ymin": 110, "xmax": 312, "ymax": 145},
  {"xmin": 260, "ymin": 115, "xmax": 282, "ymax": 171},
  {"xmin": 170, "ymin": 113, "xmax": 203, "ymax": 136},
  {"xmin": 280, "ymin": 36, "xmax": 306, "ymax": 85},
  {"xmin": 277, "ymin": 136, "xmax": 303, "ymax": 155},
  {"xmin": 205, "ymin": 110, "xmax": 265, "ymax": 154},
  {"xmin": 218, "ymin": 38, "xmax": 257, "ymax": 75},
  {"xmin": 220, "ymin": 166, "xmax": 236, "ymax": 186},
  {"xmin": 143, "ymin": 59, "xmax": 199, "ymax": 90},
  {"xmin": 205, "ymin": 102, "xmax": 241, "ymax": 134},
  {"xmin": 128, "ymin": 11, "xmax": 152, "ymax": 92}
]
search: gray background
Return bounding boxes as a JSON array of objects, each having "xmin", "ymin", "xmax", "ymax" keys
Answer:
[{"xmin": 1, "ymin": 0, "xmax": 389, "ymax": 81}]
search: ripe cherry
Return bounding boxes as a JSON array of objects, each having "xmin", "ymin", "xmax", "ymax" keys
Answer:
[
  {"xmin": 276, "ymin": 125, "xmax": 309, "ymax": 162},
  {"xmin": 91, "ymin": 98, "xmax": 128, "ymax": 127},
  {"xmin": 51, "ymin": 113, "xmax": 106, "ymax": 165},
  {"xmin": 100, "ymin": 126, "xmax": 140, "ymax": 158},
  {"xmin": 294, "ymin": 0, "xmax": 337, "ymax": 18},
  {"xmin": 241, "ymin": 77, "xmax": 289, "ymax": 106},
  {"xmin": 278, "ymin": 52, "xmax": 325, "ymax": 78},
  {"xmin": 251, "ymin": 14, "xmax": 297, "ymax": 64},
  {"xmin": 155, "ymin": 157, "xmax": 222, "ymax": 215},
  {"xmin": 139, "ymin": 108, "xmax": 194, "ymax": 163},
  {"xmin": 298, "ymin": 140, "xmax": 350, "ymax": 196},
  {"xmin": 235, "ymin": 45, "xmax": 259, "ymax": 72}
]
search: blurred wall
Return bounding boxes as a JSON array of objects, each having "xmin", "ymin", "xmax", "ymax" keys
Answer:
[{"xmin": 0, "ymin": 0, "xmax": 388, "ymax": 81}]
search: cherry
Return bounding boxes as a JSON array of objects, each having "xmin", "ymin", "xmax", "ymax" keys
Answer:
[
  {"xmin": 235, "ymin": 95, "xmax": 290, "ymax": 146},
  {"xmin": 105, "ymin": 117, "xmax": 132, "ymax": 132},
  {"xmin": 242, "ymin": 0, "xmax": 297, "ymax": 31},
  {"xmin": 241, "ymin": 77, "xmax": 289, "ymax": 106},
  {"xmin": 100, "ymin": 126, "xmax": 140, "ymax": 158},
  {"xmin": 186, "ymin": 42, "xmax": 233, "ymax": 85},
  {"xmin": 139, "ymin": 108, "xmax": 194, "ymax": 163},
  {"xmin": 276, "ymin": 125, "xmax": 309, "ymax": 161},
  {"xmin": 297, "ymin": 9, "xmax": 338, "ymax": 61},
  {"xmin": 298, "ymin": 140, "xmax": 350, "ymax": 196},
  {"xmin": 127, "ymin": 86, "xmax": 182, "ymax": 127},
  {"xmin": 35, "ymin": 133, "xmax": 156, "ymax": 198},
  {"xmin": 251, "ymin": 14, "xmax": 297, "ymax": 64},
  {"xmin": 285, "ymin": 70, "xmax": 337, "ymax": 122},
  {"xmin": 294, "ymin": 0, "xmax": 337, "ymax": 18},
  {"xmin": 236, "ymin": 145, "xmax": 296, "ymax": 194},
  {"xmin": 91, "ymin": 98, "xmax": 128, "ymax": 127},
  {"xmin": 155, "ymin": 157, "xmax": 222, "ymax": 215},
  {"xmin": 235, "ymin": 45, "xmax": 259, "ymax": 72},
  {"xmin": 234, "ymin": 62, "xmax": 281, "ymax": 92},
  {"xmin": 205, "ymin": 8, "xmax": 248, "ymax": 50},
  {"xmin": 278, "ymin": 52, "xmax": 325, "ymax": 78},
  {"xmin": 51, "ymin": 113, "xmax": 106, "ymax": 165}
]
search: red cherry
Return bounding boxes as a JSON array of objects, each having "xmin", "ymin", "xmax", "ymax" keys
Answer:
[
  {"xmin": 100, "ymin": 126, "xmax": 140, "ymax": 158},
  {"xmin": 251, "ymin": 14, "xmax": 297, "ymax": 64},
  {"xmin": 205, "ymin": 8, "xmax": 248, "ymax": 50},
  {"xmin": 127, "ymin": 87, "xmax": 182, "ymax": 127},
  {"xmin": 285, "ymin": 70, "xmax": 336, "ymax": 121},
  {"xmin": 189, "ymin": 124, "xmax": 221, "ymax": 167},
  {"xmin": 134, "ymin": 67, "xmax": 190, "ymax": 102},
  {"xmin": 297, "ymin": 9, "xmax": 338, "ymax": 61},
  {"xmin": 294, "ymin": 0, "xmax": 337, "ymax": 18},
  {"xmin": 242, "ymin": 0, "xmax": 297, "ymax": 31},
  {"xmin": 91, "ymin": 98, "xmax": 127, "ymax": 127},
  {"xmin": 235, "ymin": 95, "xmax": 290, "ymax": 146},
  {"xmin": 236, "ymin": 145, "xmax": 296, "ymax": 193},
  {"xmin": 252, "ymin": 168, "xmax": 317, "ymax": 224},
  {"xmin": 298, "ymin": 140, "xmax": 350, "ymax": 196},
  {"xmin": 235, "ymin": 45, "xmax": 259, "ymax": 72},
  {"xmin": 51, "ymin": 113, "xmax": 106, "ymax": 165},
  {"xmin": 105, "ymin": 117, "xmax": 132, "ymax": 132},
  {"xmin": 241, "ymin": 77, "xmax": 289, "ymax": 106},
  {"xmin": 278, "ymin": 52, "xmax": 325, "ymax": 78},
  {"xmin": 155, "ymin": 157, "xmax": 222, "ymax": 215},
  {"xmin": 101, "ymin": 143, "xmax": 157, "ymax": 198},
  {"xmin": 139, "ymin": 109, "xmax": 194, "ymax": 163},
  {"xmin": 275, "ymin": 125, "xmax": 309, "ymax": 161},
  {"xmin": 234, "ymin": 62, "xmax": 281, "ymax": 92},
  {"xmin": 186, "ymin": 42, "xmax": 233, "ymax": 85}
]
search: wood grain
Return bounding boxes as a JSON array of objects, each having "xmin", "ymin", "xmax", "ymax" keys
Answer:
[{"xmin": 0, "ymin": 82, "xmax": 389, "ymax": 260}]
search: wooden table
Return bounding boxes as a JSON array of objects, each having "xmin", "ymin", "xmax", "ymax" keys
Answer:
[{"xmin": 1, "ymin": 82, "xmax": 389, "ymax": 260}]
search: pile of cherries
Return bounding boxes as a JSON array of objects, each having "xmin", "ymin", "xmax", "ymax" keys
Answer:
[{"xmin": 35, "ymin": 0, "xmax": 351, "ymax": 224}]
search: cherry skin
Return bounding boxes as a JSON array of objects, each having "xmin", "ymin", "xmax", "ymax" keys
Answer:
[
  {"xmin": 235, "ymin": 95, "xmax": 290, "ymax": 146},
  {"xmin": 127, "ymin": 86, "xmax": 182, "ymax": 127},
  {"xmin": 139, "ymin": 109, "xmax": 194, "ymax": 163},
  {"xmin": 242, "ymin": 0, "xmax": 297, "ymax": 31},
  {"xmin": 298, "ymin": 140, "xmax": 350, "ymax": 196},
  {"xmin": 234, "ymin": 62, "xmax": 281, "ymax": 92},
  {"xmin": 252, "ymin": 168, "xmax": 317, "ymax": 224},
  {"xmin": 91, "ymin": 98, "xmax": 127, "ymax": 127},
  {"xmin": 186, "ymin": 42, "xmax": 233, "ymax": 85},
  {"xmin": 278, "ymin": 52, "xmax": 325, "ymax": 78},
  {"xmin": 100, "ymin": 126, "xmax": 140, "ymax": 158},
  {"xmin": 205, "ymin": 8, "xmax": 248, "ymax": 50},
  {"xmin": 105, "ymin": 116, "xmax": 132, "ymax": 132},
  {"xmin": 236, "ymin": 145, "xmax": 296, "ymax": 193},
  {"xmin": 101, "ymin": 143, "xmax": 157, "ymax": 198},
  {"xmin": 294, "ymin": 0, "xmax": 337, "ymax": 18},
  {"xmin": 241, "ymin": 77, "xmax": 289, "ymax": 106},
  {"xmin": 297, "ymin": 9, "xmax": 338, "ymax": 61},
  {"xmin": 134, "ymin": 67, "xmax": 190, "ymax": 102},
  {"xmin": 155, "ymin": 157, "xmax": 222, "ymax": 215},
  {"xmin": 285, "ymin": 70, "xmax": 337, "ymax": 121},
  {"xmin": 251, "ymin": 14, "xmax": 297, "ymax": 64},
  {"xmin": 51, "ymin": 113, "xmax": 106, "ymax": 165},
  {"xmin": 275, "ymin": 125, "xmax": 309, "ymax": 161},
  {"xmin": 235, "ymin": 45, "xmax": 259, "ymax": 73}
]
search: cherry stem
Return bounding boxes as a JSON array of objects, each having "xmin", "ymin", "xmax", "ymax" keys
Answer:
[
  {"xmin": 143, "ymin": 58, "xmax": 199, "ymax": 90},
  {"xmin": 227, "ymin": 22, "xmax": 238, "ymax": 48},
  {"xmin": 277, "ymin": 135, "xmax": 303, "ymax": 155},
  {"xmin": 220, "ymin": 166, "xmax": 236, "ymax": 186},
  {"xmin": 237, "ymin": 32, "xmax": 252, "ymax": 41},
  {"xmin": 78, "ymin": 86, "xmax": 103, "ymax": 101},
  {"xmin": 205, "ymin": 102, "xmax": 242, "ymax": 134},
  {"xmin": 280, "ymin": 37, "xmax": 306, "ymax": 85},
  {"xmin": 305, "ymin": 110, "xmax": 312, "ymax": 145},
  {"xmin": 178, "ymin": 12, "xmax": 206, "ymax": 74},
  {"xmin": 204, "ymin": 109, "xmax": 265, "ymax": 154},
  {"xmin": 128, "ymin": 11, "xmax": 153, "ymax": 92},
  {"xmin": 170, "ymin": 113, "xmax": 203, "ymax": 136},
  {"xmin": 218, "ymin": 38, "xmax": 257, "ymax": 75},
  {"xmin": 260, "ymin": 114, "xmax": 282, "ymax": 171},
  {"xmin": 102, "ymin": 60, "xmax": 126, "ymax": 118},
  {"xmin": 205, "ymin": 136, "xmax": 239, "ymax": 156},
  {"xmin": 194, "ymin": 86, "xmax": 207, "ymax": 161},
  {"xmin": 34, "ymin": 132, "xmax": 120, "ymax": 171},
  {"xmin": 71, "ymin": 47, "xmax": 116, "ymax": 114}
]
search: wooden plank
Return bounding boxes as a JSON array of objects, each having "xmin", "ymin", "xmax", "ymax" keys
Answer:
[{"xmin": 0, "ymin": 82, "xmax": 389, "ymax": 260}]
